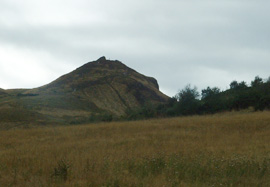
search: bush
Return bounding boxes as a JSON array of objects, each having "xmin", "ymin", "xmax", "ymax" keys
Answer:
[{"xmin": 52, "ymin": 159, "xmax": 71, "ymax": 181}]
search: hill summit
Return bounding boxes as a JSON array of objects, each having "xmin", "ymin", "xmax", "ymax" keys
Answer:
[{"xmin": 0, "ymin": 57, "xmax": 168, "ymax": 126}]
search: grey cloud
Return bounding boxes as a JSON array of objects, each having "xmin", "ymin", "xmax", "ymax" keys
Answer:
[{"xmin": 0, "ymin": 0, "xmax": 270, "ymax": 96}]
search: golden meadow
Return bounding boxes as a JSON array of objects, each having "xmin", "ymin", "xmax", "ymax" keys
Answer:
[{"xmin": 1, "ymin": 111, "xmax": 270, "ymax": 186}]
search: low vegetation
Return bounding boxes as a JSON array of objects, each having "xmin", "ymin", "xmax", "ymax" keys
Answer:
[{"xmin": 1, "ymin": 111, "xmax": 270, "ymax": 186}]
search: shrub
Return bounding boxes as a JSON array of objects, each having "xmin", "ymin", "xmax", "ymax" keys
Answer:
[{"xmin": 52, "ymin": 158, "xmax": 71, "ymax": 181}]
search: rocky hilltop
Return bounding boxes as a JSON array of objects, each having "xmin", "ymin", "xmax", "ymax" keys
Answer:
[{"xmin": 0, "ymin": 57, "xmax": 168, "ymax": 127}]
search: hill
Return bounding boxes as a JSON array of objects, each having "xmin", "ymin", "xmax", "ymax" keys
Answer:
[
  {"xmin": 0, "ymin": 88, "xmax": 7, "ymax": 95},
  {"xmin": 0, "ymin": 57, "xmax": 168, "ymax": 126}
]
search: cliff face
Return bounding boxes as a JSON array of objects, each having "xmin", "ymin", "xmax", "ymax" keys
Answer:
[{"xmin": 0, "ymin": 57, "xmax": 168, "ymax": 126}]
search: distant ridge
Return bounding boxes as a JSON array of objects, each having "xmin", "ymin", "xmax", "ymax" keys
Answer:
[
  {"xmin": 0, "ymin": 88, "xmax": 7, "ymax": 96},
  {"xmin": 0, "ymin": 57, "xmax": 168, "ymax": 126}
]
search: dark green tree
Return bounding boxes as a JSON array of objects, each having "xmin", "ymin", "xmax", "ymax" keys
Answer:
[
  {"xmin": 201, "ymin": 87, "xmax": 220, "ymax": 100},
  {"xmin": 238, "ymin": 81, "xmax": 248, "ymax": 89},
  {"xmin": 230, "ymin": 81, "xmax": 239, "ymax": 89},
  {"xmin": 201, "ymin": 87, "xmax": 227, "ymax": 113},
  {"xmin": 175, "ymin": 85, "xmax": 200, "ymax": 115},
  {"xmin": 267, "ymin": 77, "xmax": 270, "ymax": 83},
  {"xmin": 251, "ymin": 76, "xmax": 263, "ymax": 87}
]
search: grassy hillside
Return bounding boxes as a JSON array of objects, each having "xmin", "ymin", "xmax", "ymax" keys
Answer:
[
  {"xmin": 1, "ymin": 111, "xmax": 270, "ymax": 186},
  {"xmin": 35, "ymin": 56, "xmax": 168, "ymax": 116},
  {"xmin": 0, "ymin": 88, "xmax": 6, "ymax": 95},
  {"xmin": 0, "ymin": 57, "xmax": 168, "ymax": 126}
]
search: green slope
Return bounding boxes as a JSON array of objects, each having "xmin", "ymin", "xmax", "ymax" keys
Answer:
[{"xmin": 0, "ymin": 57, "xmax": 168, "ymax": 126}]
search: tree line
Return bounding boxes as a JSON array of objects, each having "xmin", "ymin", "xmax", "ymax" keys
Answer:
[{"xmin": 126, "ymin": 76, "xmax": 270, "ymax": 120}]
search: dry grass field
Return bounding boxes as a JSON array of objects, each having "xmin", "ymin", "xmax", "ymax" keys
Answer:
[{"xmin": 1, "ymin": 111, "xmax": 270, "ymax": 186}]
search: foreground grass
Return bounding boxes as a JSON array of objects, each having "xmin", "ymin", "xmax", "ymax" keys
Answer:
[{"xmin": 1, "ymin": 111, "xmax": 270, "ymax": 186}]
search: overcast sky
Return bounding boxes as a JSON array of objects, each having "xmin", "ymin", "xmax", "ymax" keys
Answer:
[{"xmin": 0, "ymin": 0, "xmax": 269, "ymax": 96}]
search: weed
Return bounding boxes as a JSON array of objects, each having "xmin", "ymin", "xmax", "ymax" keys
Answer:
[{"xmin": 52, "ymin": 158, "xmax": 71, "ymax": 181}]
